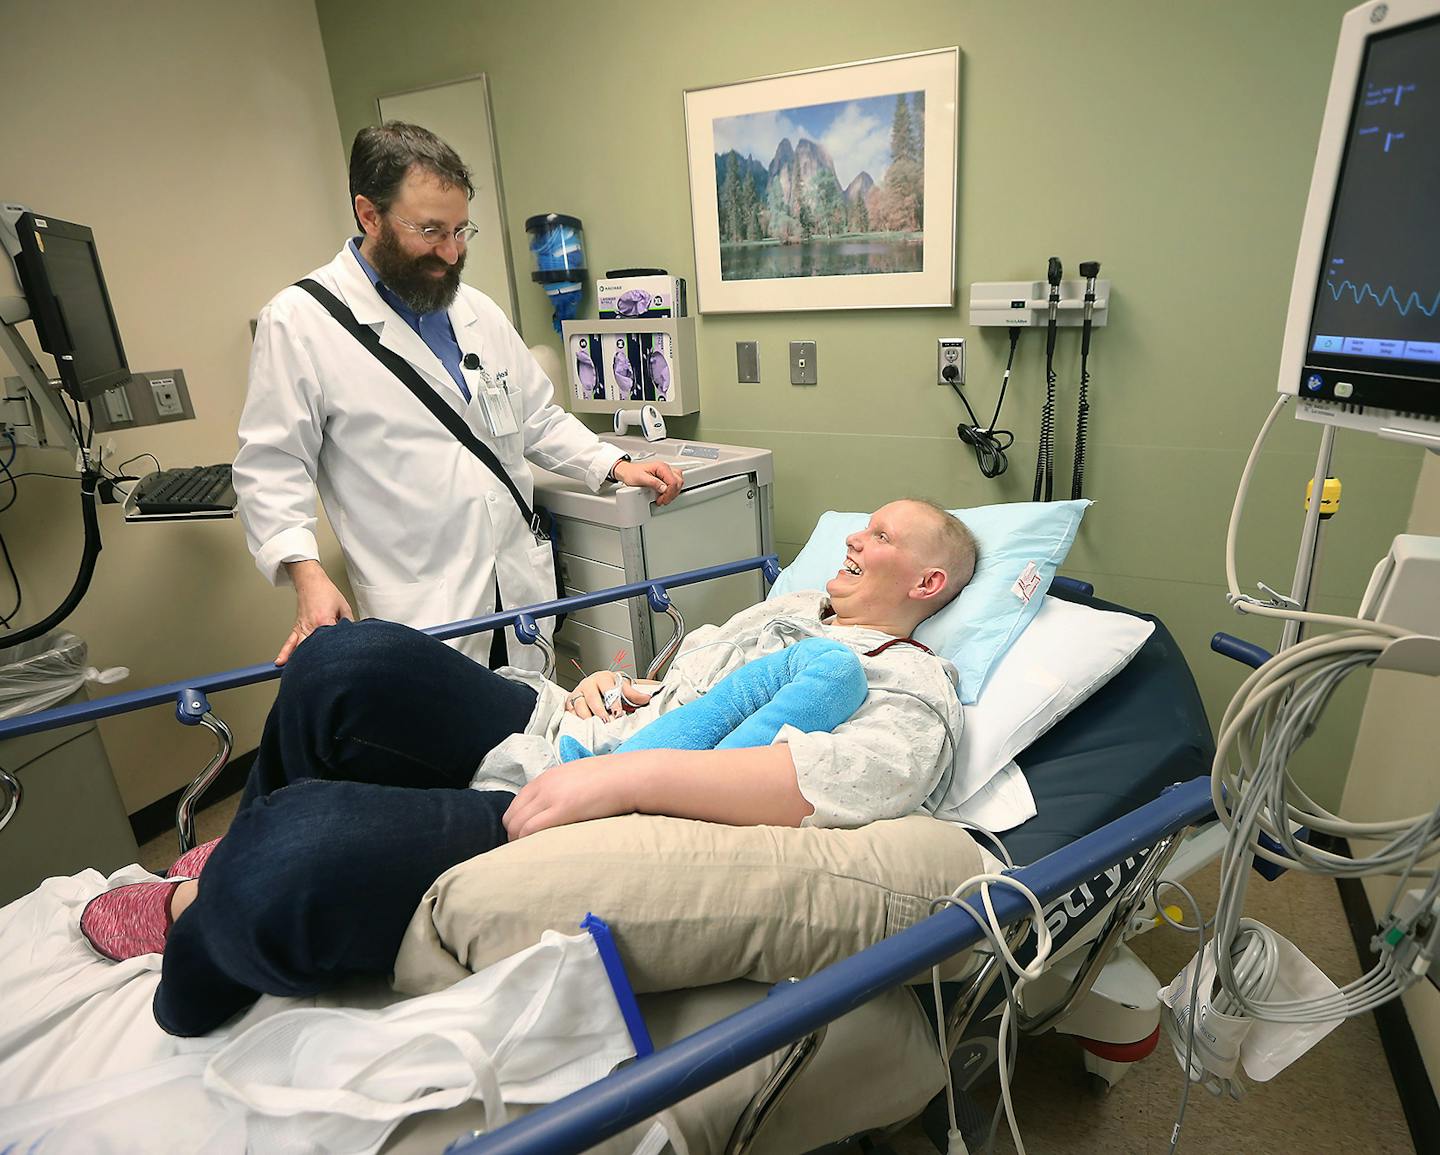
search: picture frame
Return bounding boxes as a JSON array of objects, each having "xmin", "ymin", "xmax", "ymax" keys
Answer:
[{"xmin": 683, "ymin": 47, "xmax": 959, "ymax": 314}]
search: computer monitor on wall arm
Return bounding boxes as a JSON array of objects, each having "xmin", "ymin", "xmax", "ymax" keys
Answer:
[
  {"xmin": 2, "ymin": 206, "xmax": 129, "ymax": 401},
  {"xmin": 0, "ymin": 203, "xmax": 89, "ymax": 452},
  {"xmin": 1277, "ymin": 0, "xmax": 1440, "ymax": 451}
]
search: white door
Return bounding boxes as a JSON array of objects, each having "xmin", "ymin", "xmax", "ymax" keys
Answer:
[{"xmin": 378, "ymin": 75, "xmax": 521, "ymax": 329}]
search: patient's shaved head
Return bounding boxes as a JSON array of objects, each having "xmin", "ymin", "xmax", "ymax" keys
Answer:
[
  {"xmin": 905, "ymin": 500, "xmax": 979, "ymax": 608},
  {"xmin": 826, "ymin": 498, "xmax": 979, "ymax": 636}
]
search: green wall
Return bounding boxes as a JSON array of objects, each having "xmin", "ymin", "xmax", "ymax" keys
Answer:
[{"xmin": 314, "ymin": 0, "xmax": 1425, "ymax": 807}]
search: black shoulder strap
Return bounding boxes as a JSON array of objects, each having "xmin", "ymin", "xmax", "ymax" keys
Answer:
[{"xmin": 293, "ymin": 277, "xmax": 541, "ymax": 537}]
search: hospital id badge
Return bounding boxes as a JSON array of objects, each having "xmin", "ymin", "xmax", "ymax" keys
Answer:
[{"xmin": 477, "ymin": 376, "xmax": 519, "ymax": 437}]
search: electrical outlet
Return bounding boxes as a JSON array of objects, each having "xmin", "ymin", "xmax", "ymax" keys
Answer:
[
  {"xmin": 150, "ymin": 375, "xmax": 183, "ymax": 417},
  {"xmin": 789, "ymin": 340, "xmax": 817, "ymax": 386},
  {"xmin": 937, "ymin": 338, "xmax": 965, "ymax": 386}
]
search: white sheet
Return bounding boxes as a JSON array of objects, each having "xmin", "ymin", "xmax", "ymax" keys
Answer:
[
  {"xmin": 935, "ymin": 759, "xmax": 1037, "ymax": 834},
  {"xmin": 0, "ymin": 866, "xmax": 640, "ymax": 1154},
  {"xmin": 0, "ymin": 866, "xmax": 222, "ymax": 1101},
  {"xmin": 0, "ymin": 866, "xmax": 247, "ymax": 1151}
]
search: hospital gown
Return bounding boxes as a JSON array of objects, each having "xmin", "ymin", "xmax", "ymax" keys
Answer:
[{"xmin": 473, "ymin": 592, "xmax": 963, "ymax": 828}]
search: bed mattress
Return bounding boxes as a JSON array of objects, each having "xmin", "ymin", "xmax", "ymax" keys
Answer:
[{"xmin": 1001, "ymin": 590, "xmax": 1215, "ymax": 867}]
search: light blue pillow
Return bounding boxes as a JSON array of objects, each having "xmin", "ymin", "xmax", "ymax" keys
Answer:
[{"xmin": 767, "ymin": 500, "xmax": 1090, "ymax": 704}]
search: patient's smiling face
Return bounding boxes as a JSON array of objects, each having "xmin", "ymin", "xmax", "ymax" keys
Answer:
[{"xmin": 826, "ymin": 501, "xmax": 949, "ymax": 636}]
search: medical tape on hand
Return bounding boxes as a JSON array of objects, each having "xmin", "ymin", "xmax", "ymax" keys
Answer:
[{"xmin": 601, "ymin": 673, "xmax": 632, "ymax": 713}]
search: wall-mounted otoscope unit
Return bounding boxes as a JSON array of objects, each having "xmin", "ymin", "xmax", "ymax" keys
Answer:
[
  {"xmin": 960, "ymin": 263, "xmax": 1109, "ymax": 500},
  {"xmin": 968, "ymin": 273, "xmax": 1112, "ymax": 328}
]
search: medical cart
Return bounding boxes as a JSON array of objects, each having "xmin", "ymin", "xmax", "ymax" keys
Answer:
[{"xmin": 531, "ymin": 435, "xmax": 774, "ymax": 689}]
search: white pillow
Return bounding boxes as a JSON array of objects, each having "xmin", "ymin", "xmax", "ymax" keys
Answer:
[{"xmin": 939, "ymin": 596, "xmax": 1155, "ymax": 817}]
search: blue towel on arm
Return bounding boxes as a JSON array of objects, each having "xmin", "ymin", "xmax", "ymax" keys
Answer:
[{"xmin": 559, "ymin": 637, "xmax": 867, "ymax": 762}]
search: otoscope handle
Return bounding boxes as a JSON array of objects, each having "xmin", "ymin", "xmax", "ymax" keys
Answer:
[
  {"xmin": 1045, "ymin": 257, "xmax": 1063, "ymax": 355},
  {"xmin": 1078, "ymin": 260, "xmax": 1101, "ymax": 353}
]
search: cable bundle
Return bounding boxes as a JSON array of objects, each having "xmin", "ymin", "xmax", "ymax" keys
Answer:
[
  {"xmin": 927, "ymin": 869, "xmax": 1054, "ymax": 1152},
  {"xmin": 1210, "ymin": 630, "xmax": 1439, "ymax": 1025},
  {"xmin": 1195, "ymin": 392, "xmax": 1440, "ymax": 1087}
]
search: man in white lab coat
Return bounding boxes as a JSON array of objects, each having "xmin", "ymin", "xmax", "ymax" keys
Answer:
[{"xmin": 234, "ymin": 123, "xmax": 682, "ymax": 669}]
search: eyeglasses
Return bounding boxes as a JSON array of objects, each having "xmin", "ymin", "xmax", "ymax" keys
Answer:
[{"xmin": 389, "ymin": 213, "xmax": 480, "ymax": 246}]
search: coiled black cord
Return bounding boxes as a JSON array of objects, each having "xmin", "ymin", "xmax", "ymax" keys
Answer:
[
  {"xmin": 1071, "ymin": 356, "xmax": 1090, "ymax": 499},
  {"xmin": 1033, "ymin": 360, "xmax": 1057, "ymax": 501},
  {"xmin": 1034, "ymin": 257, "xmax": 1062, "ymax": 502},
  {"xmin": 951, "ymin": 328, "xmax": 1019, "ymax": 479},
  {"xmin": 1072, "ymin": 260, "xmax": 1100, "ymax": 500}
]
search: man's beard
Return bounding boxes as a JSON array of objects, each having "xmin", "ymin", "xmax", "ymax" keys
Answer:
[{"xmin": 371, "ymin": 220, "xmax": 465, "ymax": 314}]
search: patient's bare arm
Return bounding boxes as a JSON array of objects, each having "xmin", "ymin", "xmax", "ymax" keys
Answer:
[{"xmin": 502, "ymin": 745, "xmax": 813, "ymax": 840}]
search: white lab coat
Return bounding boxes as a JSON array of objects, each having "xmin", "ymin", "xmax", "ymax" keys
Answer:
[{"xmin": 234, "ymin": 243, "xmax": 625, "ymax": 668}]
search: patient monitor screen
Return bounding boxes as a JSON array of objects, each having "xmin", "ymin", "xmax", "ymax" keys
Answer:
[{"xmin": 1302, "ymin": 14, "xmax": 1440, "ymax": 416}]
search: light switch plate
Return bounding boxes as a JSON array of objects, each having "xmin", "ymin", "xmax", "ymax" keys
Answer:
[
  {"xmin": 737, "ymin": 341, "xmax": 760, "ymax": 383},
  {"xmin": 102, "ymin": 384, "xmax": 133, "ymax": 423},
  {"xmin": 789, "ymin": 340, "xmax": 817, "ymax": 386}
]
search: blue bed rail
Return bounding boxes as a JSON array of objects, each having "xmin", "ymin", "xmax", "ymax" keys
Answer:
[
  {"xmin": 0, "ymin": 562, "xmax": 1092, "ymax": 744},
  {"xmin": 0, "ymin": 555, "xmax": 781, "ymax": 743},
  {"xmin": 450, "ymin": 775, "xmax": 1214, "ymax": 1155},
  {"xmin": 1051, "ymin": 575, "xmax": 1094, "ymax": 599},
  {"xmin": 1210, "ymin": 631, "xmax": 1272, "ymax": 670}
]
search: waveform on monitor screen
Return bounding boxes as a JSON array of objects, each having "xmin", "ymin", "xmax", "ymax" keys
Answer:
[{"xmin": 1325, "ymin": 278, "xmax": 1440, "ymax": 318}]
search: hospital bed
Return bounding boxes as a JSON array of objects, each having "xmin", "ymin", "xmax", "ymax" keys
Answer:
[{"xmin": 0, "ymin": 556, "xmax": 1219, "ymax": 1154}]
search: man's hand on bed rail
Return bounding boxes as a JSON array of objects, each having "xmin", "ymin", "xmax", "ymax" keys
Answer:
[
  {"xmin": 502, "ymin": 746, "xmax": 813, "ymax": 840},
  {"xmin": 565, "ymin": 671, "xmax": 658, "ymax": 720}
]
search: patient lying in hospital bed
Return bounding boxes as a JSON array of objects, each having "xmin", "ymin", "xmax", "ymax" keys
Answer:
[
  {"xmin": 4, "ymin": 492, "xmax": 1214, "ymax": 1153},
  {"xmin": 77, "ymin": 499, "xmax": 980, "ymax": 1039}
]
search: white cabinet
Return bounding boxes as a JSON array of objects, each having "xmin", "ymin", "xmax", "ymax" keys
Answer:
[{"xmin": 533, "ymin": 437, "xmax": 774, "ymax": 690}]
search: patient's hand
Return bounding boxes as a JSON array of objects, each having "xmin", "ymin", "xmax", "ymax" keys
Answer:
[
  {"xmin": 565, "ymin": 671, "xmax": 656, "ymax": 720},
  {"xmin": 504, "ymin": 753, "xmax": 645, "ymax": 840}
]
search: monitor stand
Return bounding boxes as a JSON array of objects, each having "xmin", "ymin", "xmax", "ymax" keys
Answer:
[{"xmin": 0, "ymin": 311, "xmax": 79, "ymax": 453}]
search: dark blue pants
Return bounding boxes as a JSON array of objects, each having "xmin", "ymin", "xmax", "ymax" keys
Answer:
[{"xmin": 154, "ymin": 619, "xmax": 535, "ymax": 1037}]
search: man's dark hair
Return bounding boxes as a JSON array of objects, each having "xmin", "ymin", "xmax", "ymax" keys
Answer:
[{"xmin": 348, "ymin": 122, "xmax": 474, "ymax": 228}]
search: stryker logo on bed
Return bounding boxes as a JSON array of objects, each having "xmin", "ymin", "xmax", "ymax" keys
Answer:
[{"xmin": 1041, "ymin": 845, "xmax": 1153, "ymax": 947}]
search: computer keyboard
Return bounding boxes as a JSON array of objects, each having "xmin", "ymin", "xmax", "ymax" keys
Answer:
[{"xmin": 132, "ymin": 464, "xmax": 237, "ymax": 515}]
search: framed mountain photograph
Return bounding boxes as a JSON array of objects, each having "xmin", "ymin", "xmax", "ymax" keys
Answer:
[{"xmin": 684, "ymin": 48, "xmax": 959, "ymax": 313}]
